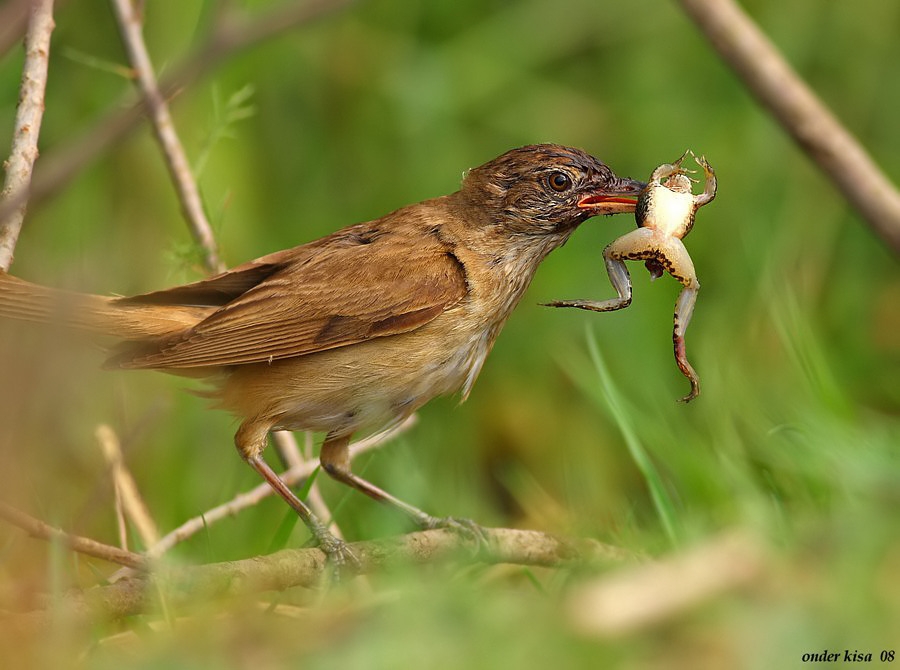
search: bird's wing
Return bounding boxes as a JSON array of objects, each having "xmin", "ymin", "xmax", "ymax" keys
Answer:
[
  {"xmin": 113, "ymin": 245, "xmax": 322, "ymax": 308},
  {"xmin": 107, "ymin": 224, "xmax": 468, "ymax": 369}
]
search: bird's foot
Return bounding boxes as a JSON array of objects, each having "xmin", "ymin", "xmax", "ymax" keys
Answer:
[
  {"xmin": 310, "ymin": 527, "xmax": 362, "ymax": 582},
  {"xmin": 417, "ymin": 514, "xmax": 491, "ymax": 555}
]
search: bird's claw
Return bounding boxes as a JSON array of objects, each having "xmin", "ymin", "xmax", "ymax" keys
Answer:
[
  {"xmin": 420, "ymin": 515, "xmax": 491, "ymax": 556},
  {"xmin": 316, "ymin": 533, "xmax": 362, "ymax": 582}
]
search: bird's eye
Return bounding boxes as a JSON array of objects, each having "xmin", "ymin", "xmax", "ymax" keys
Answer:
[{"xmin": 548, "ymin": 172, "xmax": 572, "ymax": 192}]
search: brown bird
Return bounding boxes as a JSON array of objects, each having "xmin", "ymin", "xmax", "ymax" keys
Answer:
[{"xmin": 0, "ymin": 144, "xmax": 643, "ymax": 565}]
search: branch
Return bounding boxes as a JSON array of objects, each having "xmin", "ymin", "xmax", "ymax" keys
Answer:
[
  {"xmin": 96, "ymin": 424, "xmax": 160, "ymax": 549},
  {"xmin": 677, "ymin": 0, "xmax": 900, "ymax": 254},
  {"xmin": 0, "ymin": 0, "xmax": 357, "ymax": 234},
  {"xmin": 110, "ymin": 0, "xmax": 224, "ymax": 274},
  {"xmin": 0, "ymin": 0, "xmax": 54, "ymax": 271},
  {"xmin": 0, "ymin": 501, "xmax": 147, "ymax": 570},
  {"xmin": 20, "ymin": 528, "xmax": 631, "ymax": 623}
]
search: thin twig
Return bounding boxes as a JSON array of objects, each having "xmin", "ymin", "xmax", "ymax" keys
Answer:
[
  {"xmin": 0, "ymin": 501, "xmax": 147, "ymax": 569},
  {"xmin": 0, "ymin": 0, "xmax": 357, "ymax": 232},
  {"xmin": 145, "ymin": 416, "xmax": 417, "ymax": 559},
  {"xmin": 110, "ymin": 0, "xmax": 224, "ymax": 274},
  {"xmin": 271, "ymin": 430, "xmax": 305, "ymax": 471},
  {"xmin": 677, "ymin": 0, "xmax": 900, "ymax": 254},
  {"xmin": 0, "ymin": 0, "xmax": 54, "ymax": 271},
  {"xmin": 96, "ymin": 424, "xmax": 160, "ymax": 549}
]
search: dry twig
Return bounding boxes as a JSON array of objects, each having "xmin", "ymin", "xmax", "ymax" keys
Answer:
[
  {"xmin": 0, "ymin": 501, "xmax": 146, "ymax": 570},
  {"xmin": 678, "ymin": 0, "xmax": 900, "ymax": 254},
  {"xmin": 110, "ymin": 0, "xmax": 224, "ymax": 274},
  {"xmin": 96, "ymin": 424, "xmax": 161, "ymax": 549},
  {"xmin": 0, "ymin": 0, "xmax": 54, "ymax": 271}
]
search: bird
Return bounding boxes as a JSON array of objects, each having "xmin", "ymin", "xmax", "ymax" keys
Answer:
[{"xmin": 0, "ymin": 144, "xmax": 644, "ymax": 566}]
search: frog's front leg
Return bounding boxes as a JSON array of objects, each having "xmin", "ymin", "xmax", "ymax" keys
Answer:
[
  {"xmin": 544, "ymin": 228, "xmax": 659, "ymax": 313},
  {"xmin": 649, "ymin": 149, "xmax": 691, "ymax": 183},
  {"xmin": 692, "ymin": 154, "xmax": 717, "ymax": 208}
]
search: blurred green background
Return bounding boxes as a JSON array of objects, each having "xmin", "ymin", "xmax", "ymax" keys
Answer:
[{"xmin": 1, "ymin": 0, "xmax": 899, "ymax": 667}]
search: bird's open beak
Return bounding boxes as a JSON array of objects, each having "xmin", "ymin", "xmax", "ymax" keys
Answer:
[{"xmin": 577, "ymin": 177, "xmax": 645, "ymax": 215}]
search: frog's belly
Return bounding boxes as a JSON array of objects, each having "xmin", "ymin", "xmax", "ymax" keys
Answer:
[{"xmin": 643, "ymin": 187, "xmax": 694, "ymax": 237}]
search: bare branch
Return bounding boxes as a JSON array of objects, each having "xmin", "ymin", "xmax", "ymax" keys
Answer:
[
  {"xmin": 110, "ymin": 0, "xmax": 224, "ymax": 274},
  {"xmin": 677, "ymin": 0, "xmax": 900, "ymax": 254},
  {"xmin": 0, "ymin": 501, "xmax": 147, "ymax": 569},
  {"xmin": 0, "ymin": 0, "xmax": 54, "ymax": 271},
  {"xmin": 96, "ymin": 424, "xmax": 161, "ymax": 549},
  {"xmin": 17, "ymin": 527, "xmax": 631, "ymax": 623},
  {"xmin": 0, "ymin": 0, "xmax": 357, "ymax": 237}
]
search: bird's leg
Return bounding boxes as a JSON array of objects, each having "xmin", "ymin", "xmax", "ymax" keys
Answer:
[
  {"xmin": 236, "ymin": 421, "xmax": 358, "ymax": 571},
  {"xmin": 320, "ymin": 432, "xmax": 487, "ymax": 546}
]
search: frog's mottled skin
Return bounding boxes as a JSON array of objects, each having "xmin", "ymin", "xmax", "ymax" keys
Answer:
[{"xmin": 547, "ymin": 151, "xmax": 716, "ymax": 402}]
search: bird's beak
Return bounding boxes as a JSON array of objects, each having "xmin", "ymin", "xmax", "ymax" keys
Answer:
[{"xmin": 577, "ymin": 177, "xmax": 645, "ymax": 215}]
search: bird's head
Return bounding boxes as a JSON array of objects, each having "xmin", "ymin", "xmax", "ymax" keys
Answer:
[{"xmin": 460, "ymin": 144, "xmax": 645, "ymax": 236}]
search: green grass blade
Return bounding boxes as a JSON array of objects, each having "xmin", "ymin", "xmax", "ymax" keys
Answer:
[{"xmin": 584, "ymin": 326, "xmax": 680, "ymax": 546}]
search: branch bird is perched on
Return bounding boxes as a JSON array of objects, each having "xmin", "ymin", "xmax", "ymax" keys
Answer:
[{"xmin": 0, "ymin": 144, "xmax": 644, "ymax": 567}]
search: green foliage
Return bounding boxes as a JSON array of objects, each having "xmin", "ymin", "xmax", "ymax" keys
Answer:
[
  {"xmin": 193, "ymin": 84, "xmax": 256, "ymax": 180},
  {"xmin": 1, "ymin": 0, "xmax": 899, "ymax": 667}
]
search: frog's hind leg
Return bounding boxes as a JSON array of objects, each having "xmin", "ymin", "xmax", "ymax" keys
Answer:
[
  {"xmin": 543, "ymin": 228, "xmax": 659, "ymax": 313},
  {"xmin": 661, "ymin": 236, "xmax": 701, "ymax": 402},
  {"xmin": 674, "ymin": 281, "xmax": 700, "ymax": 402}
]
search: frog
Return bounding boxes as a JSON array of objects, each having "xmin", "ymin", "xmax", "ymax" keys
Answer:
[{"xmin": 546, "ymin": 150, "xmax": 716, "ymax": 402}]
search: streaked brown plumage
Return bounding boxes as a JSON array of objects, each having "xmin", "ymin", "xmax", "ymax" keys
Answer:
[{"xmin": 0, "ymin": 144, "xmax": 643, "ymax": 565}]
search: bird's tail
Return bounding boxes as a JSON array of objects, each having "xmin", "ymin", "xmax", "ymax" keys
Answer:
[{"xmin": 0, "ymin": 271, "xmax": 209, "ymax": 340}]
